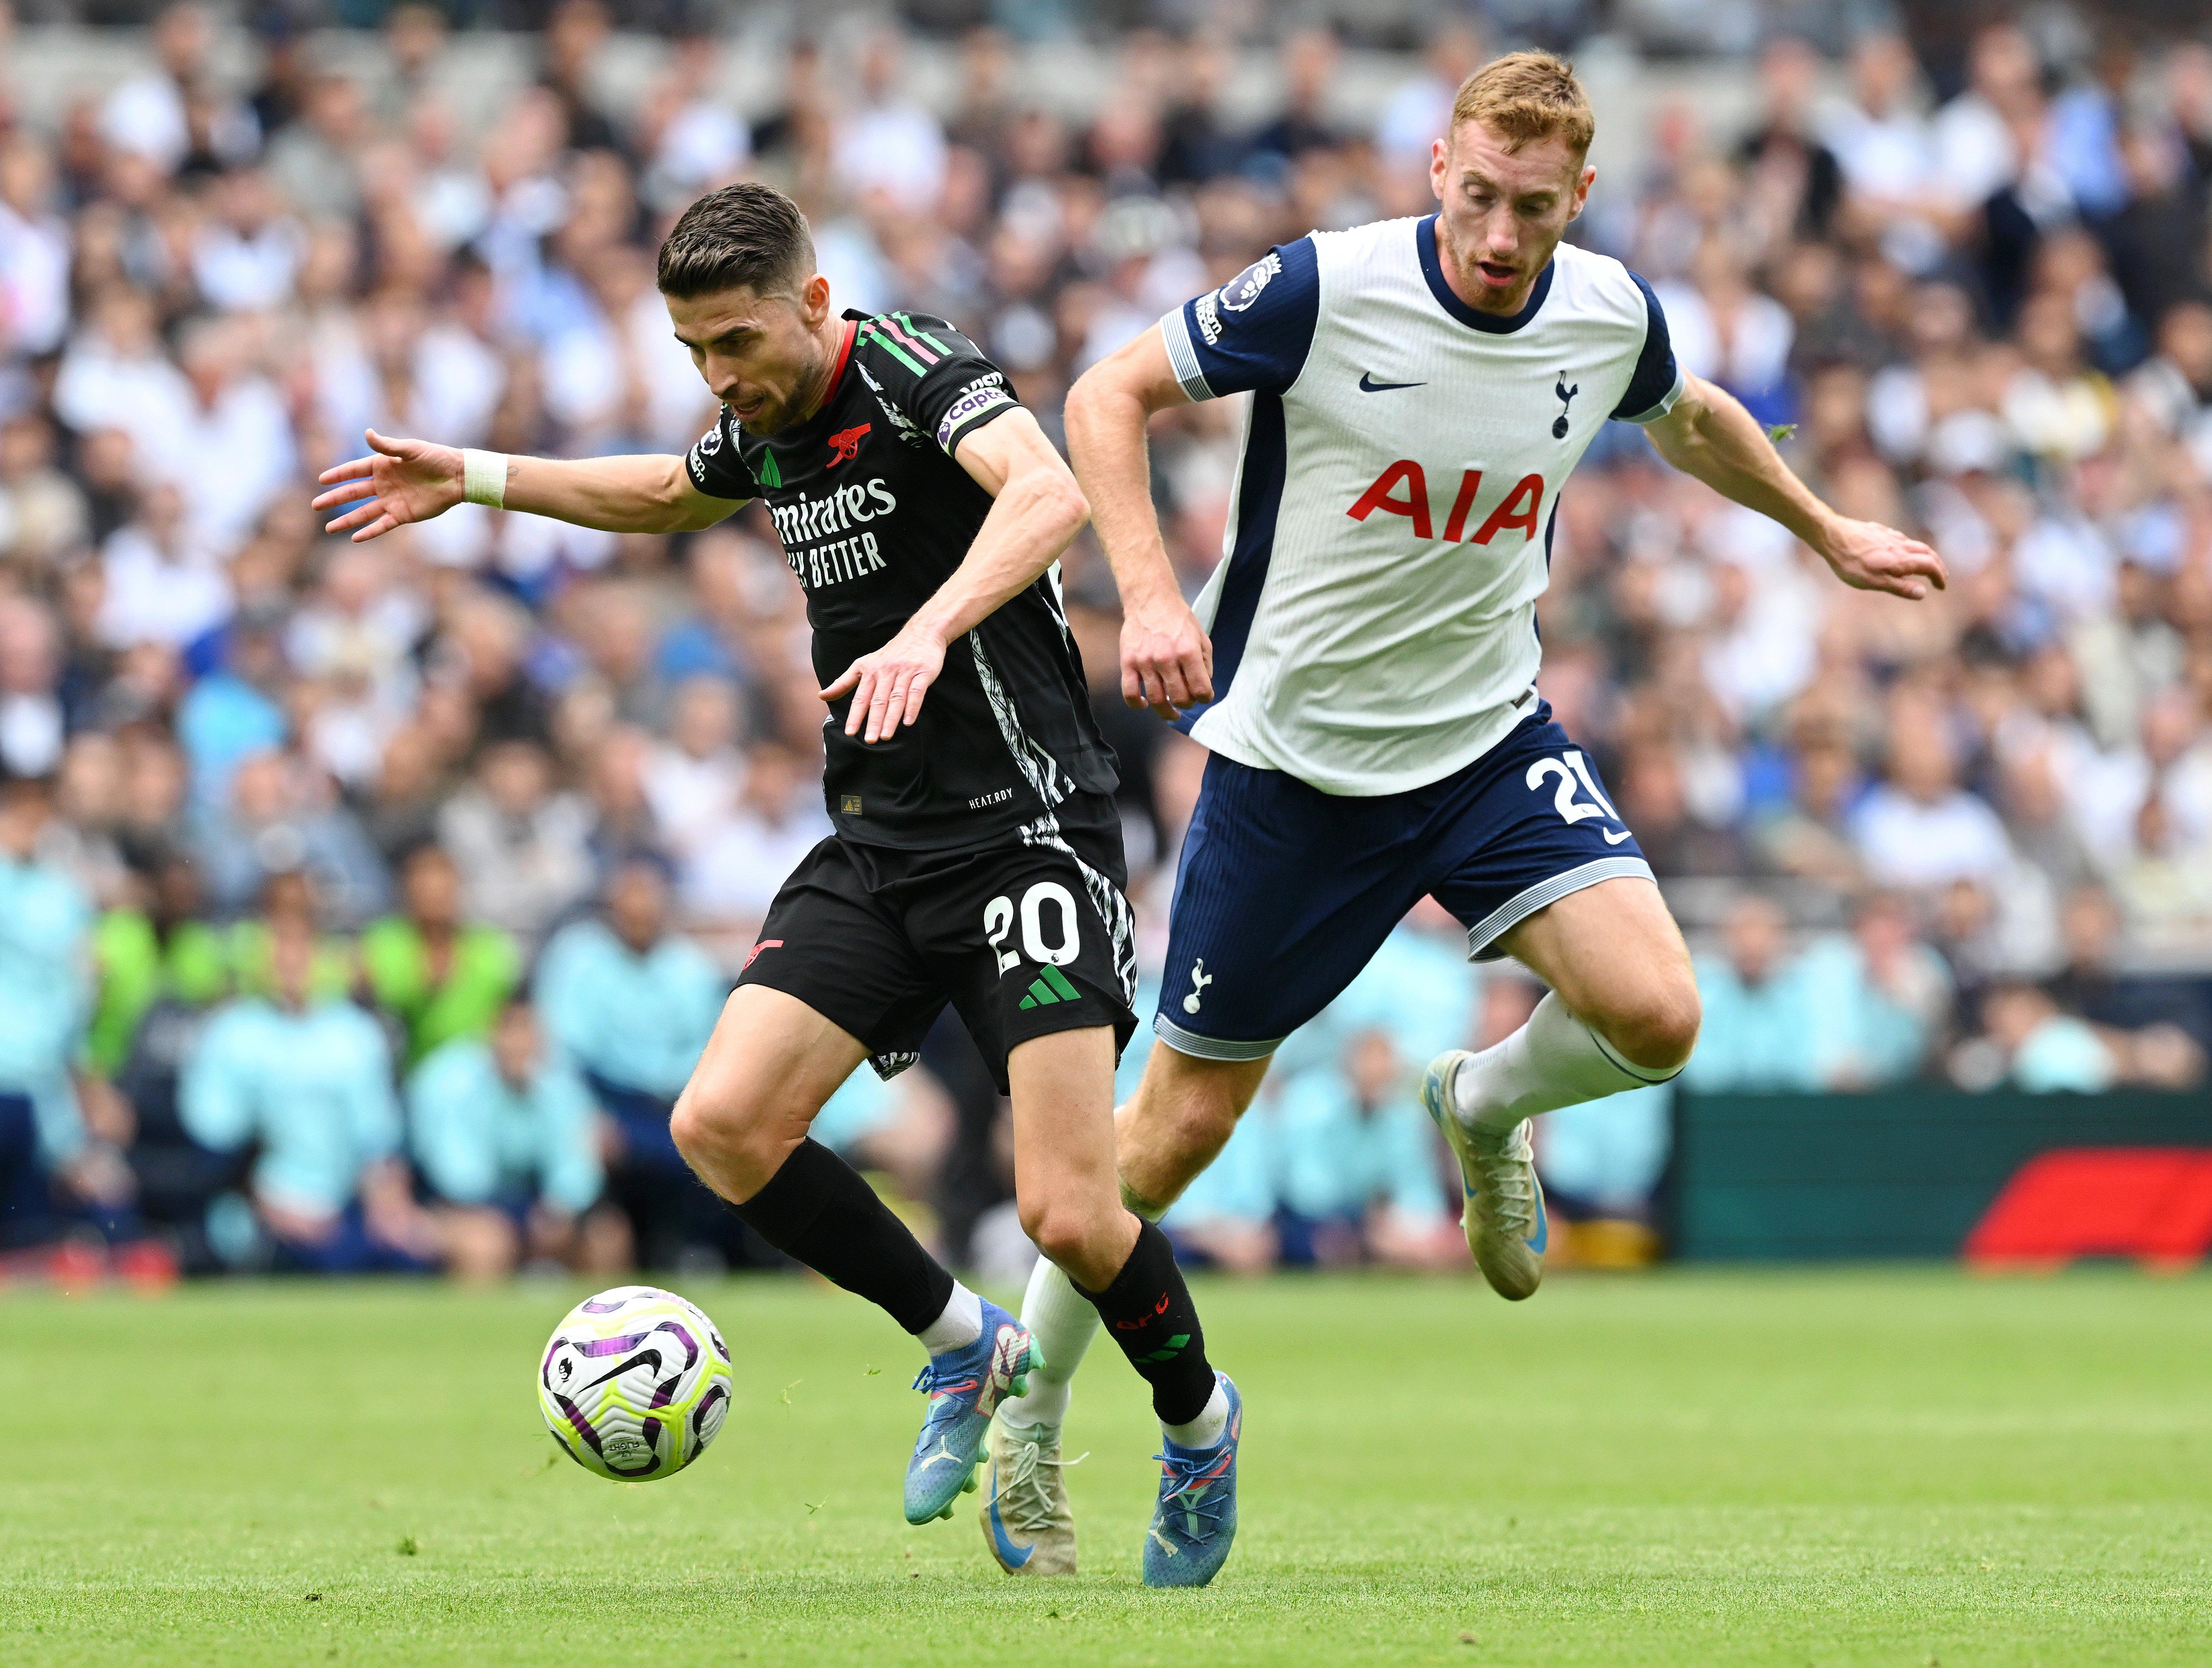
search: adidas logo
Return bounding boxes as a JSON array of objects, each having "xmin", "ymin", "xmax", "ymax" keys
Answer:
[{"xmin": 1018, "ymin": 965, "xmax": 1082, "ymax": 1010}]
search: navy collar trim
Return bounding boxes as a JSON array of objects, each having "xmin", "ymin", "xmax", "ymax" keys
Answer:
[{"xmin": 1416, "ymin": 215, "xmax": 1553, "ymax": 334}]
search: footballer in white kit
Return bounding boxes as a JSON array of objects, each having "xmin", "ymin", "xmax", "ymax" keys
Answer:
[{"xmin": 975, "ymin": 52, "xmax": 1945, "ymax": 1577}]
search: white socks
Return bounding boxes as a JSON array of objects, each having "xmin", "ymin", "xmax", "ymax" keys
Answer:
[
  {"xmin": 1453, "ymin": 990, "xmax": 1682, "ymax": 1136},
  {"xmin": 993, "ymin": 1249, "xmax": 1100, "ymax": 1427},
  {"xmin": 1162, "ymin": 1379, "xmax": 1230, "ymax": 1450},
  {"xmin": 916, "ymin": 1281, "xmax": 983, "ymax": 1355}
]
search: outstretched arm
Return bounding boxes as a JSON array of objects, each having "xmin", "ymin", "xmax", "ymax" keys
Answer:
[
  {"xmin": 312, "ymin": 430, "xmax": 745, "ymax": 542},
  {"xmin": 819, "ymin": 407, "xmax": 1089, "ymax": 744},
  {"xmin": 1064, "ymin": 328, "xmax": 1212, "ymax": 720},
  {"xmin": 1644, "ymin": 374, "xmax": 1947, "ymax": 600}
]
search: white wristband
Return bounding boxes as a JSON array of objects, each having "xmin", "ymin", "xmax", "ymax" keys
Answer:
[{"xmin": 462, "ymin": 448, "xmax": 509, "ymax": 509}]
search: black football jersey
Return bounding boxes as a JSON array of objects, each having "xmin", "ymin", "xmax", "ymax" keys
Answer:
[{"xmin": 686, "ymin": 309, "xmax": 1116, "ymax": 850}]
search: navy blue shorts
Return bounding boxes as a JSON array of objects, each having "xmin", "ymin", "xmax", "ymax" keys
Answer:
[{"xmin": 1154, "ymin": 706, "xmax": 1652, "ymax": 1060}]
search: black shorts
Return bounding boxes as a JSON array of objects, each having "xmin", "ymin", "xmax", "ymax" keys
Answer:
[{"xmin": 737, "ymin": 795, "xmax": 1139, "ymax": 1092}]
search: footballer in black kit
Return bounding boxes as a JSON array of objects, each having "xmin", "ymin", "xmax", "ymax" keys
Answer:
[
  {"xmin": 312, "ymin": 181, "xmax": 1242, "ymax": 1583},
  {"xmin": 684, "ymin": 308, "xmax": 1139, "ymax": 1089}
]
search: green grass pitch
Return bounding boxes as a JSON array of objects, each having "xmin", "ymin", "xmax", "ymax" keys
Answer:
[{"xmin": 4, "ymin": 1268, "xmax": 2208, "ymax": 1666}]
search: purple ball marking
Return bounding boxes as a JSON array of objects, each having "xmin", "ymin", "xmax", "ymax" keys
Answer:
[
  {"xmin": 574, "ymin": 1331, "xmax": 651, "ymax": 1358},
  {"xmin": 693, "ymin": 1382, "xmax": 729, "ymax": 1443},
  {"xmin": 552, "ymin": 1391, "xmax": 605, "ymax": 1455}
]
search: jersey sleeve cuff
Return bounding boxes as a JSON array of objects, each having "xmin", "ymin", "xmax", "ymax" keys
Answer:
[
  {"xmin": 1159, "ymin": 312, "xmax": 1215, "ymax": 402},
  {"xmin": 684, "ymin": 441, "xmax": 750, "ymax": 501},
  {"xmin": 1618, "ymin": 364, "xmax": 1686, "ymax": 426}
]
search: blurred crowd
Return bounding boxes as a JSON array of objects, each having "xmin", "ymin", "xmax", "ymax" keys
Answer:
[{"xmin": 3, "ymin": 1, "xmax": 2212, "ymax": 1283}]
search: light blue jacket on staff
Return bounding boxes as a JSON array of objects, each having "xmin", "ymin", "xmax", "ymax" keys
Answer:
[
  {"xmin": 0, "ymin": 856, "xmax": 95, "ymax": 1165},
  {"xmin": 532, "ymin": 919, "xmax": 727, "ymax": 1099},
  {"xmin": 406, "ymin": 1037, "xmax": 604, "ymax": 1215},
  {"xmin": 1272, "ymin": 1070, "xmax": 1448, "ymax": 1224},
  {"xmin": 180, "ymin": 997, "xmax": 401, "ymax": 1217}
]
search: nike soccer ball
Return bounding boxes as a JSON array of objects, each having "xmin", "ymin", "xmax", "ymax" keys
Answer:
[{"xmin": 538, "ymin": 1286, "xmax": 732, "ymax": 1481}]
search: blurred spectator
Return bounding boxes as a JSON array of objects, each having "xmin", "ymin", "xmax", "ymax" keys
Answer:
[
  {"xmin": 95, "ymin": 482, "xmax": 232, "ymax": 652},
  {"xmin": 0, "ymin": 773, "xmax": 122, "ymax": 1249},
  {"xmin": 1734, "ymin": 34, "xmax": 1842, "ymax": 246},
  {"xmin": 1684, "ymin": 894, "xmax": 1823, "ymax": 1091},
  {"xmin": 87, "ymin": 845, "xmax": 227, "ymax": 1076},
  {"xmin": 359, "ymin": 843, "xmax": 521, "ymax": 1069},
  {"xmin": 100, "ymin": 4, "xmax": 251, "ymax": 175},
  {"xmin": 0, "ymin": 595, "xmax": 67, "ymax": 779},
  {"xmin": 437, "ymin": 738, "xmax": 594, "ymax": 943},
  {"xmin": 1797, "ymin": 890, "xmax": 1953, "ymax": 1087},
  {"xmin": 2045, "ymin": 884, "xmax": 2212, "ymax": 1063},
  {"xmin": 406, "ymin": 997, "xmax": 626, "ymax": 1282},
  {"xmin": 680, "ymin": 740, "xmax": 832, "ymax": 944},
  {"xmin": 644, "ymin": 675, "xmax": 745, "ymax": 863},
  {"xmin": 534, "ymin": 858, "xmax": 728, "ymax": 1267},
  {"xmin": 1958, "ymin": 980, "xmax": 2121, "ymax": 1093},
  {"xmin": 833, "ymin": 30, "xmax": 948, "ymax": 209},
  {"xmin": 180, "ymin": 915, "xmax": 437, "ymax": 1272},
  {"xmin": 1158, "ymin": 1102, "xmax": 1278, "ymax": 1276},
  {"xmin": 1273, "ymin": 1028, "xmax": 1456, "ymax": 1269},
  {"xmin": 175, "ymin": 602, "xmax": 288, "ymax": 803},
  {"xmin": 1851, "ymin": 714, "xmax": 2014, "ymax": 890},
  {"xmin": 192, "ymin": 750, "xmax": 388, "ymax": 927}
]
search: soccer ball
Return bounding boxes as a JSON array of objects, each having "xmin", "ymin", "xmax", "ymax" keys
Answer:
[{"xmin": 538, "ymin": 1286, "xmax": 732, "ymax": 1481}]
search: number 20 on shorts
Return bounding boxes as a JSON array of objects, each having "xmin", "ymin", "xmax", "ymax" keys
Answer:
[{"xmin": 984, "ymin": 881, "xmax": 1082, "ymax": 973}]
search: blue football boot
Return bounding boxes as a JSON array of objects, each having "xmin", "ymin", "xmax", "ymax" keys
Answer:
[
  {"xmin": 904, "ymin": 1300, "xmax": 1041, "ymax": 1525},
  {"xmin": 1142, "ymin": 1372, "xmax": 1242, "ymax": 1588}
]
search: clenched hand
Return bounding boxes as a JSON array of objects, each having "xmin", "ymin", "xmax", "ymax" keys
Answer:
[{"xmin": 1122, "ymin": 592, "xmax": 1213, "ymax": 720}]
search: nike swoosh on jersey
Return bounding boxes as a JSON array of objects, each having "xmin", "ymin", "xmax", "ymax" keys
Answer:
[
  {"xmin": 1357, "ymin": 373, "xmax": 1425, "ymax": 392},
  {"xmin": 1603, "ymin": 828, "xmax": 1634, "ymax": 844}
]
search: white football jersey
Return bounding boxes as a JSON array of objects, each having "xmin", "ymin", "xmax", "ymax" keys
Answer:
[{"xmin": 1158, "ymin": 216, "xmax": 1683, "ymax": 796}]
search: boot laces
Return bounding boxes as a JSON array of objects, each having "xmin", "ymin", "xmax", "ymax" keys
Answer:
[
  {"xmin": 1153, "ymin": 1446, "xmax": 1231, "ymax": 1535},
  {"xmin": 987, "ymin": 1428, "xmax": 1085, "ymax": 1537},
  {"xmin": 1471, "ymin": 1128, "xmax": 1537, "ymax": 1237}
]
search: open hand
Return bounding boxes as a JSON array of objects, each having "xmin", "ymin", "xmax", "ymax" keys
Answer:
[
  {"xmin": 1122, "ymin": 592, "xmax": 1213, "ymax": 720},
  {"xmin": 822, "ymin": 622, "xmax": 947, "ymax": 744},
  {"xmin": 311, "ymin": 429, "xmax": 467, "ymax": 542},
  {"xmin": 1819, "ymin": 516, "xmax": 1948, "ymax": 600}
]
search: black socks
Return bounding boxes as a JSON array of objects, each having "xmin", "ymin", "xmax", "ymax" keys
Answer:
[
  {"xmin": 731, "ymin": 1138, "xmax": 955, "ymax": 1336},
  {"xmin": 733, "ymin": 1143, "xmax": 1219, "ymax": 1428},
  {"xmin": 1073, "ymin": 1219, "xmax": 1217, "ymax": 1427}
]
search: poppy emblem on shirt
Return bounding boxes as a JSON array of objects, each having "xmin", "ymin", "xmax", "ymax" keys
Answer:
[{"xmin": 827, "ymin": 423, "xmax": 871, "ymax": 465}]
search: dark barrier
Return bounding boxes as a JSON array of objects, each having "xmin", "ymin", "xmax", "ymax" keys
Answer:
[{"xmin": 1666, "ymin": 1089, "xmax": 2212, "ymax": 1259}]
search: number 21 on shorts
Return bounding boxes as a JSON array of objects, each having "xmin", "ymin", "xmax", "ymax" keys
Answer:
[
  {"xmin": 1528, "ymin": 751, "xmax": 1630, "ymax": 840},
  {"xmin": 984, "ymin": 881, "xmax": 1082, "ymax": 973}
]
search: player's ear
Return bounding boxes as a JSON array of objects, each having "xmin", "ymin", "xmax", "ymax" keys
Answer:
[
  {"xmin": 1429, "ymin": 133, "xmax": 1450, "ymax": 200},
  {"xmin": 1569, "ymin": 162, "xmax": 1596, "ymax": 219},
  {"xmin": 798, "ymin": 272, "xmax": 832, "ymax": 327}
]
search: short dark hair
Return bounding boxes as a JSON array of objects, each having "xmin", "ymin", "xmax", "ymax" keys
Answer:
[{"xmin": 656, "ymin": 183, "xmax": 816, "ymax": 300}]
